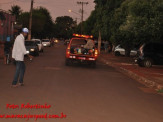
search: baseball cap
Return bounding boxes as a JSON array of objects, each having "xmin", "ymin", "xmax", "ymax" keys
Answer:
[{"xmin": 22, "ymin": 28, "xmax": 29, "ymax": 33}]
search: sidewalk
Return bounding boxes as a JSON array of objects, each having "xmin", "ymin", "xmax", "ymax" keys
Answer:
[{"xmin": 99, "ymin": 52, "xmax": 163, "ymax": 91}]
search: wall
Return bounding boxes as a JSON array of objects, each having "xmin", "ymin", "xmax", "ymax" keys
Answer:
[{"xmin": 0, "ymin": 9, "xmax": 15, "ymax": 42}]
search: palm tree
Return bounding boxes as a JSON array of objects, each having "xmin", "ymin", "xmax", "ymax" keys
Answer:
[{"xmin": 9, "ymin": 5, "xmax": 22, "ymax": 21}]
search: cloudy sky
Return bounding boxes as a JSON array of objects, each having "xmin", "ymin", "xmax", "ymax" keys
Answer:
[{"xmin": 0, "ymin": 0, "xmax": 95, "ymax": 22}]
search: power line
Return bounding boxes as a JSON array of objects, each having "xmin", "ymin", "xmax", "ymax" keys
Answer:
[
  {"xmin": 28, "ymin": 0, "xmax": 34, "ymax": 40},
  {"xmin": 77, "ymin": 2, "xmax": 88, "ymax": 22},
  {"xmin": 77, "ymin": 1, "xmax": 88, "ymax": 34}
]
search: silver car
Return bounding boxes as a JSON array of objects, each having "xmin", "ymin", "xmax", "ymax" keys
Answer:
[
  {"xmin": 42, "ymin": 39, "xmax": 51, "ymax": 47},
  {"xmin": 32, "ymin": 39, "xmax": 44, "ymax": 52},
  {"xmin": 114, "ymin": 45, "xmax": 137, "ymax": 56}
]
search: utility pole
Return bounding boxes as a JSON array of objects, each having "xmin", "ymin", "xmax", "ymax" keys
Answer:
[
  {"xmin": 77, "ymin": 1, "xmax": 88, "ymax": 34},
  {"xmin": 28, "ymin": 0, "xmax": 34, "ymax": 40}
]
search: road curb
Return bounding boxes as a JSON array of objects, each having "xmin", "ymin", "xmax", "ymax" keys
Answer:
[{"xmin": 99, "ymin": 57, "xmax": 163, "ymax": 91}]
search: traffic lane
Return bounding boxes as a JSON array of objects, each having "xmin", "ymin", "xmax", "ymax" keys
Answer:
[{"xmin": 0, "ymin": 43, "xmax": 163, "ymax": 122}]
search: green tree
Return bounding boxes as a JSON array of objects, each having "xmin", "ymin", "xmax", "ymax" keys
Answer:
[
  {"xmin": 83, "ymin": 0, "xmax": 162, "ymax": 56},
  {"xmin": 83, "ymin": 10, "xmax": 97, "ymax": 36},
  {"xmin": 126, "ymin": 0, "xmax": 163, "ymax": 44},
  {"xmin": 111, "ymin": 0, "xmax": 163, "ymax": 56},
  {"xmin": 54, "ymin": 16, "xmax": 76, "ymax": 39},
  {"xmin": 18, "ymin": 12, "xmax": 29, "ymax": 27},
  {"xmin": 9, "ymin": 5, "xmax": 22, "ymax": 21},
  {"xmin": 109, "ymin": 0, "xmax": 132, "ymax": 56},
  {"xmin": 83, "ymin": 0, "xmax": 124, "ymax": 39},
  {"xmin": 38, "ymin": 7, "xmax": 54, "ymax": 38},
  {"xmin": 18, "ymin": 7, "xmax": 54, "ymax": 39}
]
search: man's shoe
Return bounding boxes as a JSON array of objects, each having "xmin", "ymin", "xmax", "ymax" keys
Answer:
[{"xmin": 18, "ymin": 83, "xmax": 24, "ymax": 86}]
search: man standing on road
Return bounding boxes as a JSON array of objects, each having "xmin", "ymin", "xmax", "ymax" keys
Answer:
[{"xmin": 11, "ymin": 28, "xmax": 31, "ymax": 87}]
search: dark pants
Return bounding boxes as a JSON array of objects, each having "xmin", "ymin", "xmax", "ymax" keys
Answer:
[{"xmin": 12, "ymin": 61, "xmax": 26, "ymax": 85}]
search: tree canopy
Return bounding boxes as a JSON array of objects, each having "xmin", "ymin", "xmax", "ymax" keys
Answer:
[
  {"xmin": 8, "ymin": 0, "xmax": 163, "ymax": 52},
  {"xmin": 18, "ymin": 7, "xmax": 54, "ymax": 39},
  {"xmin": 10, "ymin": 5, "xmax": 76, "ymax": 39},
  {"xmin": 54, "ymin": 16, "xmax": 76, "ymax": 39},
  {"xmin": 9, "ymin": 5, "xmax": 22, "ymax": 21},
  {"xmin": 82, "ymin": 0, "xmax": 163, "ymax": 56}
]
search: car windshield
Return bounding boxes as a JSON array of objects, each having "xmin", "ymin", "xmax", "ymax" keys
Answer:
[
  {"xmin": 25, "ymin": 41, "xmax": 35, "ymax": 46},
  {"xmin": 71, "ymin": 39, "xmax": 87, "ymax": 46},
  {"xmin": 42, "ymin": 39, "xmax": 50, "ymax": 42}
]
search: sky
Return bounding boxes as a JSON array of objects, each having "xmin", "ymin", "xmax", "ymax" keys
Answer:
[{"xmin": 0, "ymin": 0, "xmax": 95, "ymax": 22}]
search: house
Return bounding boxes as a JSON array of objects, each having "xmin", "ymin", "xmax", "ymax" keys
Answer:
[
  {"xmin": 0, "ymin": 9, "xmax": 16, "ymax": 42},
  {"xmin": 0, "ymin": 9, "xmax": 15, "ymax": 59}
]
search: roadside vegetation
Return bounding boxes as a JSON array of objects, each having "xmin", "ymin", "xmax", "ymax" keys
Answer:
[
  {"xmin": 8, "ymin": 0, "xmax": 163, "ymax": 56},
  {"xmin": 8, "ymin": 5, "xmax": 75, "ymax": 39},
  {"xmin": 79, "ymin": 0, "xmax": 163, "ymax": 56}
]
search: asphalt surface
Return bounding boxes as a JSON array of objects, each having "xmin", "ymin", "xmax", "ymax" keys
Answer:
[{"xmin": 0, "ymin": 42, "xmax": 163, "ymax": 122}]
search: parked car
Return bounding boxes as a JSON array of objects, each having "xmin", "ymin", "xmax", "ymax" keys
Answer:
[
  {"xmin": 25, "ymin": 40, "xmax": 39, "ymax": 56},
  {"xmin": 114, "ymin": 45, "xmax": 137, "ymax": 56},
  {"xmin": 65, "ymin": 37, "xmax": 98, "ymax": 67},
  {"xmin": 42, "ymin": 39, "xmax": 51, "ymax": 47},
  {"xmin": 136, "ymin": 42, "xmax": 163, "ymax": 67},
  {"xmin": 32, "ymin": 39, "xmax": 44, "ymax": 52}
]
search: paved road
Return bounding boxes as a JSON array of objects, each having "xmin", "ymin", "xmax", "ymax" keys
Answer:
[{"xmin": 0, "ymin": 42, "xmax": 163, "ymax": 122}]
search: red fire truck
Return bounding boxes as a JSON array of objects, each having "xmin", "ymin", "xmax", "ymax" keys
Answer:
[{"xmin": 65, "ymin": 34, "xmax": 98, "ymax": 67}]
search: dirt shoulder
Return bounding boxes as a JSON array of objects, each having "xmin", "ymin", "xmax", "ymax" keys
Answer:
[{"xmin": 99, "ymin": 52, "xmax": 163, "ymax": 91}]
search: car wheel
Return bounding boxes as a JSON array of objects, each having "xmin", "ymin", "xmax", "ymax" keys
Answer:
[
  {"xmin": 115, "ymin": 51, "xmax": 120, "ymax": 56},
  {"xmin": 143, "ymin": 58, "xmax": 153, "ymax": 68}
]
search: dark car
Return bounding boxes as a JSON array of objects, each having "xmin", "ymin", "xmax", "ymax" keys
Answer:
[
  {"xmin": 136, "ymin": 42, "xmax": 163, "ymax": 67},
  {"xmin": 25, "ymin": 40, "xmax": 39, "ymax": 56}
]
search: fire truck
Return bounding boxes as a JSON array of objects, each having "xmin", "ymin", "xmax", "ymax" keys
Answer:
[{"xmin": 65, "ymin": 34, "xmax": 98, "ymax": 67}]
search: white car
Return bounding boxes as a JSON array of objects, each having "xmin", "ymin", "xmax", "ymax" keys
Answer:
[
  {"xmin": 42, "ymin": 39, "xmax": 51, "ymax": 47},
  {"xmin": 32, "ymin": 39, "xmax": 44, "ymax": 52},
  {"xmin": 114, "ymin": 45, "xmax": 137, "ymax": 56}
]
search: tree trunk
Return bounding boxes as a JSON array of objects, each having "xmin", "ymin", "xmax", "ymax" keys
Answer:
[{"xmin": 125, "ymin": 47, "xmax": 131, "ymax": 57}]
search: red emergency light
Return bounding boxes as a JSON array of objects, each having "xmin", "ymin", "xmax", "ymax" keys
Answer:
[{"xmin": 73, "ymin": 34, "xmax": 93, "ymax": 39}]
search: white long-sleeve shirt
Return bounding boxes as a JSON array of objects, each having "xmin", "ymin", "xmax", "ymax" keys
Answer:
[
  {"xmin": 12, "ymin": 34, "xmax": 27, "ymax": 61},
  {"xmin": 84, "ymin": 39, "xmax": 94, "ymax": 49}
]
